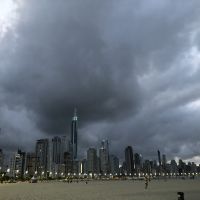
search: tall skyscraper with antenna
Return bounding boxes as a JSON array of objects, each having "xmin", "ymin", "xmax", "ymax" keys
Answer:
[{"xmin": 71, "ymin": 108, "xmax": 78, "ymax": 160}]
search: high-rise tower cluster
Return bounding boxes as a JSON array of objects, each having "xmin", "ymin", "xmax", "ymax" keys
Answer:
[
  {"xmin": 1, "ymin": 110, "xmax": 200, "ymax": 179},
  {"xmin": 5, "ymin": 109, "xmax": 79, "ymax": 178}
]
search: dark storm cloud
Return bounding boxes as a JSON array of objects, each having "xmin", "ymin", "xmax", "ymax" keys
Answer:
[{"xmin": 0, "ymin": 0, "xmax": 200, "ymax": 162}]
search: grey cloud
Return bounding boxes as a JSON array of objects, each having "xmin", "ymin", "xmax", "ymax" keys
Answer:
[{"xmin": 0, "ymin": 0, "xmax": 200, "ymax": 162}]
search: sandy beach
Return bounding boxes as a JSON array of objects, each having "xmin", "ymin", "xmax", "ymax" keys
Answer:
[{"xmin": 0, "ymin": 179, "xmax": 199, "ymax": 200}]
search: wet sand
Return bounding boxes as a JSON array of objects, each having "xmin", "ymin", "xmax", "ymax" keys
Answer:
[{"xmin": 0, "ymin": 179, "xmax": 200, "ymax": 200}]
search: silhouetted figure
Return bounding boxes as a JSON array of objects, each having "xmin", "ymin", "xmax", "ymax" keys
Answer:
[
  {"xmin": 177, "ymin": 192, "xmax": 184, "ymax": 200},
  {"xmin": 144, "ymin": 175, "xmax": 149, "ymax": 189}
]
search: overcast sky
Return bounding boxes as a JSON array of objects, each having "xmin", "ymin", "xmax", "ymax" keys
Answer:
[{"xmin": 0, "ymin": 0, "xmax": 200, "ymax": 163}]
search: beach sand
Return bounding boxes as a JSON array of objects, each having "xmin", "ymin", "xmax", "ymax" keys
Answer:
[{"xmin": 0, "ymin": 179, "xmax": 199, "ymax": 200}]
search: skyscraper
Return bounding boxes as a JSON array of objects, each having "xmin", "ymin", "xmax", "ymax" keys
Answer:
[
  {"xmin": 25, "ymin": 152, "xmax": 38, "ymax": 177},
  {"xmin": 63, "ymin": 151, "xmax": 73, "ymax": 174},
  {"xmin": 60, "ymin": 136, "xmax": 69, "ymax": 164},
  {"xmin": 125, "ymin": 146, "xmax": 134, "ymax": 175},
  {"xmin": 134, "ymin": 153, "xmax": 141, "ymax": 174},
  {"xmin": 110, "ymin": 155, "xmax": 119, "ymax": 175},
  {"xmin": 162, "ymin": 154, "xmax": 167, "ymax": 171},
  {"xmin": 52, "ymin": 136, "xmax": 61, "ymax": 164},
  {"xmin": 71, "ymin": 108, "xmax": 78, "ymax": 160},
  {"xmin": 157, "ymin": 150, "xmax": 161, "ymax": 167},
  {"xmin": 35, "ymin": 139, "xmax": 49, "ymax": 176},
  {"xmin": 0, "ymin": 149, "xmax": 4, "ymax": 172},
  {"xmin": 99, "ymin": 140, "xmax": 110, "ymax": 174},
  {"xmin": 87, "ymin": 148, "xmax": 97, "ymax": 174},
  {"xmin": 10, "ymin": 149, "xmax": 26, "ymax": 179}
]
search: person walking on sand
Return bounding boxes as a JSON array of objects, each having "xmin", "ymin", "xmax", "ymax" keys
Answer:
[{"xmin": 144, "ymin": 175, "xmax": 149, "ymax": 189}]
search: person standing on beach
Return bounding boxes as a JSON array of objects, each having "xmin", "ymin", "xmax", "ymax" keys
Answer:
[{"xmin": 144, "ymin": 175, "xmax": 149, "ymax": 189}]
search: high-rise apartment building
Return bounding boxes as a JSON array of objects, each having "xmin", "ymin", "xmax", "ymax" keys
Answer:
[
  {"xmin": 87, "ymin": 148, "xmax": 97, "ymax": 174},
  {"xmin": 162, "ymin": 154, "xmax": 167, "ymax": 171},
  {"xmin": 125, "ymin": 146, "xmax": 134, "ymax": 175},
  {"xmin": 64, "ymin": 151, "xmax": 73, "ymax": 174},
  {"xmin": 52, "ymin": 136, "xmax": 61, "ymax": 164},
  {"xmin": 60, "ymin": 136, "xmax": 69, "ymax": 164},
  {"xmin": 157, "ymin": 150, "xmax": 161, "ymax": 167},
  {"xmin": 99, "ymin": 140, "xmax": 110, "ymax": 174},
  {"xmin": 35, "ymin": 139, "xmax": 49, "ymax": 176},
  {"xmin": 25, "ymin": 152, "xmax": 38, "ymax": 177},
  {"xmin": 0, "ymin": 149, "xmax": 4, "ymax": 172},
  {"xmin": 143, "ymin": 159, "xmax": 151, "ymax": 174},
  {"xmin": 134, "ymin": 153, "xmax": 142, "ymax": 174},
  {"xmin": 10, "ymin": 149, "xmax": 26, "ymax": 178},
  {"xmin": 170, "ymin": 160, "xmax": 178, "ymax": 174},
  {"xmin": 71, "ymin": 109, "xmax": 78, "ymax": 160},
  {"xmin": 110, "ymin": 154, "xmax": 119, "ymax": 175}
]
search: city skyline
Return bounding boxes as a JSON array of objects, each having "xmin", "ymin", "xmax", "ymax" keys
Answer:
[
  {"xmin": 1, "ymin": 136, "xmax": 200, "ymax": 180},
  {"xmin": 1, "ymin": 0, "xmax": 200, "ymax": 165},
  {"xmin": 0, "ymin": 107, "xmax": 199, "ymax": 180}
]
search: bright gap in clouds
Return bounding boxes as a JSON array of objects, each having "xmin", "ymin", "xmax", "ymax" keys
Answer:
[
  {"xmin": 187, "ymin": 46, "xmax": 200, "ymax": 75},
  {"xmin": 186, "ymin": 99, "xmax": 200, "ymax": 110},
  {"xmin": 184, "ymin": 156, "xmax": 200, "ymax": 165},
  {"xmin": 0, "ymin": 0, "xmax": 19, "ymax": 38}
]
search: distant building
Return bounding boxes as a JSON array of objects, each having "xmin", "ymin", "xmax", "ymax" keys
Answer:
[
  {"xmin": 143, "ymin": 159, "xmax": 151, "ymax": 174},
  {"xmin": 152, "ymin": 160, "xmax": 157, "ymax": 174},
  {"xmin": 53, "ymin": 163, "xmax": 66, "ymax": 178},
  {"xmin": 121, "ymin": 161, "xmax": 127, "ymax": 174},
  {"xmin": 125, "ymin": 146, "xmax": 134, "ymax": 175},
  {"xmin": 71, "ymin": 109, "xmax": 78, "ymax": 160},
  {"xmin": 178, "ymin": 159, "xmax": 186, "ymax": 174},
  {"xmin": 191, "ymin": 162, "xmax": 197, "ymax": 173},
  {"xmin": 0, "ymin": 149, "xmax": 4, "ymax": 172},
  {"xmin": 35, "ymin": 139, "xmax": 49, "ymax": 176},
  {"xmin": 162, "ymin": 154, "xmax": 167, "ymax": 172},
  {"xmin": 10, "ymin": 149, "xmax": 26, "ymax": 179},
  {"xmin": 99, "ymin": 140, "xmax": 110, "ymax": 174},
  {"xmin": 110, "ymin": 155, "xmax": 119, "ymax": 175},
  {"xmin": 52, "ymin": 136, "xmax": 62, "ymax": 164},
  {"xmin": 157, "ymin": 150, "xmax": 162, "ymax": 174},
  {"xmin": 87, "ymin": 148, "xmax": 97, "ymax": 174},
  {"xmin": 170, "ymin": 160, "xmax": 178, "ymax": 174},
  {"xmin": 134, "ymin": 153, "xmax": 141, "ymax": 174},
  {"xmin": 81, "ymin": 159, "xmax": 87, "ymax": 174},
  {"xmin": 157, "ymin": 150, "xmax": 161, "ymax": 167},
  {"xmin": 25, "ymin": 152, "xmax": 38, "ymax": 177},
  {"xmin": 60, "ymin": 136, "xmax": 69, "ymax": 164},
  {"xmin": 63, "ymin": 151, "xmax": 73, "ymax": 174}
]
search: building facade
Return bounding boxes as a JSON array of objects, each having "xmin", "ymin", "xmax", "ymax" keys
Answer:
[
  {"xmin": 110, "ymin": 154, "xmax": 119, "ymax": 175},
  {"xmin": 10, "ymin": 149, "xmax": 26, "ymax": 179},
  {"xmin": 25, "ymin": 152, "xmax": 38, "ymax": 177},
  {"xmin": 125, "ymin": 146, "xmax": 134, "ymax": 175},
  {"xmin": 87, "ymin": 148, "xmax": 97, "ymax": 174},
  {"xmin": 71, "ymin": 109, "xmax": 78, "ymax": 160},
  {"xmin": 99, "ymin": 140, "xmax": 110, "ymax": 174},
  {"xmin": 0, "ymin": 149, "xmax": 4, "ymax": 172},
  {"xmin": 52, "ymin": 136, "xmax": 62, "ymax": 164},
  {"xmin": 35, "ymin": 139, "xmax": 49, "ymax": 176}
]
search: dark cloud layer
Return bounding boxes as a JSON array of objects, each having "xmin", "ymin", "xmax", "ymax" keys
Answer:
[{"xmin": 0, "ymin": 0, "xmax": 200, "ymax": 162}]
